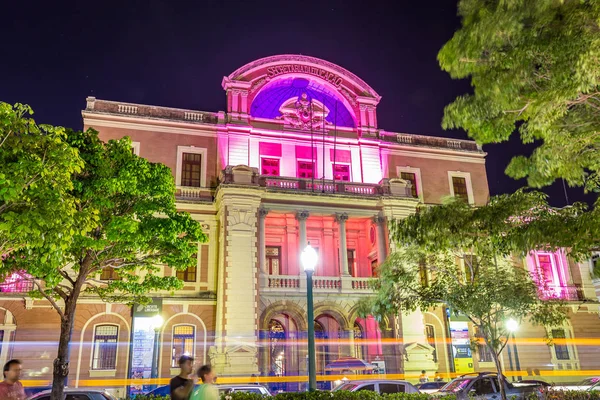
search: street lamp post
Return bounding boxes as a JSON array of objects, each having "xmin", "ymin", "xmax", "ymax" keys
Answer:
[
  {"xmin": 150, "ymin": 314, "xmax": 164, "ymax": 383},
  {"xmin": 301, "ymin": 244, "xmax": 318, "ymax": 392},
  {"xmin": 506, "ymin": 319, "xmax": 522, "ymax": 382}
]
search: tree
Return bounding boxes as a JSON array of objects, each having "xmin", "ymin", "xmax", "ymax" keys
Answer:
[
  {"xmin": 3, "ymin": 128, "xmax": 205, "ymax": 400},
  {"xmin": 362, "ymin": 191, "xmax": 573, "ymax": 400},
  {"xmin": 0, "ymin": 102, "xmax": 82, "ymax": 263},
  {"xmin": 438, "ymin": 0, "xmax": 600, "ymax": 192}
]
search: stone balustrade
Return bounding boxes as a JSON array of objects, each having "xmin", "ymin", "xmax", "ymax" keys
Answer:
[{"xmin": 262, "ymin": 274, "xmax": 373, "ymax": 294}]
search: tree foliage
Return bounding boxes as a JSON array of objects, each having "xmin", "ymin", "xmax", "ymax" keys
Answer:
[
  {"xmin": 363, "ymin": 191, "xmax": 575, "ymax": 400},
  {"xmin": 0, "ymin": 102, "xmax": 82, "ymax": 263},
  {"xmin": 2, "ymin": 127, "xmax": 205, "ymax": 400},
  {"xmin": 438, "ymin": 0, "xmax": 600, "ymax": 191}
]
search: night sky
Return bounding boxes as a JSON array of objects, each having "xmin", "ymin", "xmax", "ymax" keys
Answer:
[{"xmin": 1, "ymin": 0, "xmax": 593, "ymax": 206}]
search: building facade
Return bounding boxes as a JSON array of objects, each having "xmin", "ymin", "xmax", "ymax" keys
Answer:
[{"xmin": 1, "ymin": 55, "xmax": 599, "ymax": 396}]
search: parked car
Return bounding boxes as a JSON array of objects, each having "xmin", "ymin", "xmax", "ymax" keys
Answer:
[
  {"xmin": 218, "ymin": 384, "xmax": 272, "ymax": 395},
  {"xmin": 435, "ymin": 373, "xmax": 543, "ymax": 400},
  {"xmin": 28, "ymin": 388, "xmax": 117, "ymax": 400},
  {"xmin": 145, "ymin": 383, "xmax": 272, "ymax": 397},
  {"xmin": 552, "ymin": 377, "xmax": 600, "ymax": 391},
  {"xmin": 416, "ymin": 381, "xmax": 447, "ymax": 394},
  {"xmin": 332, "ymin": 380, "xmax": 419, "ymax": 394},
  {"xmin": 588, "ymin": 381, "xmax": 600, "ymax": 392}
]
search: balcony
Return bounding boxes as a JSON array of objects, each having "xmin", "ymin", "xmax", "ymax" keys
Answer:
[
  {"xmin": 220, "ymin": 166, "xmax": 414, "ymax": 198},
  {"xmin": 263, "ymin": 274, "xmax": 373, "ymax": 295},
  {"xmin": 538, "ymin": 285, "xmax": 585, "ymax": 302}
]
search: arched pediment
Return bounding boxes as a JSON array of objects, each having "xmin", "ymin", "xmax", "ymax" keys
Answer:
[{"xmin": 224, "ymin": 54, "xmax": 380, "ymax": 102}]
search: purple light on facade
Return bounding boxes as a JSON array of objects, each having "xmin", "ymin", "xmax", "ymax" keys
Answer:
[{"xmin": 251, "ymin": 78, "xmax": 356, "ymax": 128}]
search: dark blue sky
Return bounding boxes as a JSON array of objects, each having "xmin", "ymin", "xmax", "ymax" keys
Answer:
[{"xmin": 1, "ymin": 0, "xmax": 592, "ymax": 205}]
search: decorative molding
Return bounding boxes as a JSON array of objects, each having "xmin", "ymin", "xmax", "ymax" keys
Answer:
[{"xmin": 335, "ymin": 213, "xmax": 349, "ymax": 222}]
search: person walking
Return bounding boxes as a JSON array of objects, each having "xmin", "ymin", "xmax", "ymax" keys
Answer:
[
  {"xmin": 191, "ymin": 365, "xmax": 219, "ymax": 400},
  {"xmin": 419, "ymin": 370, "xmax": 429, "ymax": 383},
  {"xmin": 170, "ymin": 355, "xmax": 196, "ymax": 400},
  {"xmin": 0, "ymin": 359, "xmax": 25, "ymax": 400}
]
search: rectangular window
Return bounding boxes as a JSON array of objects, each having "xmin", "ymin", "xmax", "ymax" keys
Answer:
[
  {"xmin": 425, "ymin": 325, "xmax": 438, "ymax": 362},
  {"xmin": 181, "ymin": 152, "xmax": 202, "ymax": 187},
  {"xmin": 100, "ymin": 267, "xmax": 120, "ymax": 281},
  {"xmin": 552, "ymin": 329, "xmax": 570, "ymax": 360},
  {"xmin": 176, "ymin": 262, "xmax": 197, "ymax": 283},
  {"xmin": 452, "ymin": 176, "xmax": 469, "ymax": 202},
  {"xmin": 347, "ymin": 249, "xmax": 356, "ymax": 277},
  {"xmin": 297, "ymin": 161, "xmax": 315, "ymax": 179},
  {"xmin": 400, "ymin": 172, "xmax": 418, "ymax": 198},
  {"xmin": 92, "ymin": 325, "xmax": 118, "ymax": 370},
  {"xmin": 261, "ymin": 158, "xmax": 280, "ymax": 176},
  {"xmin": 332, "ymin": 164, "xmax": 351, "ymax": 182},
  {"xmin": 475, "ymin": 327, "xmax": 494, "ymax": 363},
  {"xmin": 171, "ymin": 325, "xmax": 195, "ymax": 367},
  {"xmin": 266, "ymin": 246, "xmax": 281, "ymax": 275}
]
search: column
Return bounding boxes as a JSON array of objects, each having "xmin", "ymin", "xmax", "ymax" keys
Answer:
[
  {"xmin": 336, "ymin": 213, "xmax": 350, "ymax": 276},
  {"xmin": 296, "ymin": 210, "xmax": 309, "ymax": 252},
  {"xmin": 374, "ymin": 214, "xmax": 387, "ymax": 264},
  {"xmin": 258, "ymin": 208, "xmax": 268, "ymax": 275}
]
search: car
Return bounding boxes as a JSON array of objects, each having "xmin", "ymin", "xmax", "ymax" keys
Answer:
[
  {"xmin": 588, "ymin": 381, "xmax": 600, "ymax": 392},
  {"xmin": 28, "ymin": 388, "xmax": 117, "ymax": 400},
  {"xmin": 552, "ymin": 377, "xmax": 600, "ymax": 391},
  {"xmin": 145, "ymin": 383, "xmax": 272, "ymax": 397},
  {"xmin": 218, "ymin": 384, "xmax": 272, "ymax": 395},
  {"xmin": 332, "ymin": 379, "xmax": 419, "ymax": 394},
  {"xmin": 435, "ymin": 373, "xmax": 543, "ymax": 400},
  {"xmin": 416, "ymin": 381, "xmax": 447, "ymax": 394}
]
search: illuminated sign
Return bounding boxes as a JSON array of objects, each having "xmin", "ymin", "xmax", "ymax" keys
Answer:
[{"xmin": 267, "ymin": 65, "xmax": 344, "ymax": 88}]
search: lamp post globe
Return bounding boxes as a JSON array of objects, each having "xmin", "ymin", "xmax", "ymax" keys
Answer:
[
  {"xmin": 301, "ymin": 244, "xmax": 318, "ymax": 272},
  {"xmin": 506, "ymin": 318, "xmax": 519, "ymax": 332},
  {"xmin": 302, "ymin": 243, "xmax": 318, "ymax": 391}
]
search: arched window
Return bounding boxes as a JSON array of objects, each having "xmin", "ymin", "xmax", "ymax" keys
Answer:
[
  {"xmin": 171, "ymin": 325, "xmax": 195, "ymax": 367},
  {"xmin": 269, "ymin": 320, "xmax": 286, "ymax": 376},
  {"xmin": 92, "ymin": 325, "xmax": 118, "ymax": 370},
  {"xmin": 353, "ymin": 322, "xmax": 364, "ymax": 360}
]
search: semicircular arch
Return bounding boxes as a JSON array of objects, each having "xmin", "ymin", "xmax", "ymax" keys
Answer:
[
  {"xmin": 313, "ymin": 303, "xmax": 350, "ymax": 330},
  {"xmin": 260, "ymin": 301, "xmax": 307, "ymax": 332}
]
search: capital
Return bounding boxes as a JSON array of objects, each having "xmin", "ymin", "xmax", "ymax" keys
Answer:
[
  {"xmin": 335, "ymin": 213, "xmax": 349, "ymax": 223},
  {"xmin": 296, "ymin": 210, "xmax": 310, "ymax": 221},
  {"xmin": 372, "ymin": 215, "xmax": 386, "ymax": 225},
  {"xmin": 258, "ymin": 208, "xmax": 269, "ymax": 218}
]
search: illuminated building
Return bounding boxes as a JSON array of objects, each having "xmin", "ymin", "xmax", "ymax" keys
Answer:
[{"xmin": 0, "ymin": 55, "xmax": 598, "ymax": 396}]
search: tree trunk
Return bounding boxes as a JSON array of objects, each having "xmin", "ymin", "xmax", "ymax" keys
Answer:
[
  {"xmin": 491, "ymin": 350, "xmax": 507, "ymax": 400},
  {"xmin": 50, "ymin": 272, "xmax": 85, "ymax": 400},
  {"xmin": 50, "ymin": 312, "xmax": 75, "ymax": 400}
]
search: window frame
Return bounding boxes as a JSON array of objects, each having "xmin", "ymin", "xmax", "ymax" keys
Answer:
[
  {"xmin": 266, "ymin": 246, "xmax": 282, "ymax": 275},
  {"xmin": 332, "ymin": 162, "xmax": 352, "ymax": 182},
  {"xmin": 261, "ymin": 157, "xmax": 281, "ymax": 177},
  {"xmin": 171, "ymin": 324, "xmax": 196, "ymax": 368},
  {"xmin": 396, "ymin": 166, "xmax": 423, "ymax": 201},
  {"xmin": 176, "ymin": 146, "xmax": 208, "ymax": 188},
  {"xmin": 131, "ymin": 141, "xmax": 141, "ymax": 156},
  {"xmin": 90, "ymin": 324, "xmax": 119, "ymax": 371},
  {"xmin": 297, "ymin": 159, "xmax": 315, "ymax": 179},
  {"xmin": 425, "ymin": 324, "xmax": 438, "ymax": 363},
  {"xmin": 448, "ymin": 171, "xmax": 474, "ymax": 205}
]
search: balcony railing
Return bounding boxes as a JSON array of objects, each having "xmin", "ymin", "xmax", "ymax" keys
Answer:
[
  {"xmin": 176, "ymin": 186, "xmax": 214, "ymax": 202},
  {"xmin": 538, "ymin": 285, "xmax": 584, "ymax": 301},
  {"xmin": 264, "ymin": 274, "xmax": 373, "ymax": 294},
  {"xmin": 220, "ymin": 166, "xmax": 414, "ymax": 198}
]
